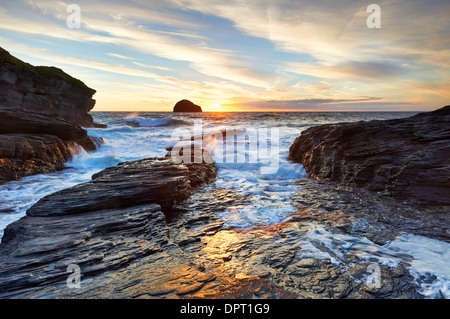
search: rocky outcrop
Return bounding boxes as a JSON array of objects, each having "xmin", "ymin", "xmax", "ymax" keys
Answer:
[
  {"xmin": 0, "ymin": 147, "xmax": 424, "ymax": 299},
  {"xmin": 0, "ymin": 134, "xmax": 71, "ymax": 185},
  {"xmin": 289, "ymin": 106, "xmax": 450, "ymax": 206},
  {"xmin": 0, "ymin": 154, "xmax": 219, "ymax": 297},
  {"xmin": 0, "ymin": 48, "xmax": 105, "ymax": 184},
  {"xmin": 0, "ymin": 107, "xmax": 97, "ymax": 151},
  {"xmin": 173, "ymin": 99, "xmax": 202, "ymax": 112},
  {"xmin": 0, "ymin": 107, "xmax": 101, "ymax": 184},
  {"xmin": 0, "ymin": 47, "xmax": 104, "ymax": 128}
]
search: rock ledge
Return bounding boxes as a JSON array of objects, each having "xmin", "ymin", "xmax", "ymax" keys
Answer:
[{"xmin": 289, "ymin": 106, "xmax": 450, "ymax": 205}]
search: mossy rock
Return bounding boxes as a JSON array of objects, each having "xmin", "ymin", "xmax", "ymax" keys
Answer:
[{"xmin": 0, "ymin": 47, "xmax": 89, "ymax": 89}]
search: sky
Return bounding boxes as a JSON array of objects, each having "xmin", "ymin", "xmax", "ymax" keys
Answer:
[{"xmin": 0, "ymin": 0, "xmax": 449, "ymax": 112}]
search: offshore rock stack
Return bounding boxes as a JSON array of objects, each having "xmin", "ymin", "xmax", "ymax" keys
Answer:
[{"xmin": 173, "ymin": 99, "xmax": 203, "ymax": 112}]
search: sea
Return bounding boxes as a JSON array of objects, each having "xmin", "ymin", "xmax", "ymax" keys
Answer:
[{"xmin": 0, "ymin": 111, "xmax": 448, "ymax": 298}]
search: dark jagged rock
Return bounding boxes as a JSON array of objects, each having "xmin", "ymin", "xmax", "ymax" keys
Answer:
[
  {"xmin": 0, "ymin": 155, "xmax": 218, "ymax": 298},
  {"xmin": 0, "ymin": 134, "xmax": 71, "ymax": 184},
  {"xmin": 0, "ymin": 48, "xmax": 105, "ymax": 184},
  {"xmin": 0, "ymin": 47, "xmax": 105, "ymax": 128},
  {"xmin": 173, "ymin": 99, "xmax": 202, "ymax": 112},
  {"xmin": 0, "ymin": 107, "xmax": 101, "ymax": 184},
  {"xmin": 0, "ymin": 152, "xmax": 425, "ymax": 299},
  {"xmin": 0, "ymin": 107, "xmax": 97, "ymax": 151},
  {"xmin": 0, "ymin": 152, "xmax": 305, "ymax": 299},
  {"xmin": 0, "ymin": 125, "xmax": 430, "ymax": 299},
  {"xmin": 26, "ymin": 156, "xmax": 216, "ymax": 217},
  {"xmin": 289, "ymin": 106, "xmax": 450, "ymax": 206},
  {"xmin": 0, "ymin": 153, "xmax": 425, "ymax": 299}
]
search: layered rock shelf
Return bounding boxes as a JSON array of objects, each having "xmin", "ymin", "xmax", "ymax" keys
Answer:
[
  {"xmin": 0, "ymin": 48, "xmax": 104, "ymax": 184},
  {"xmin": 289, "ymin": 106, "xmax": 450, "ymax": 206},
  {"xmin": 0, "ymin": 153, "xmax": 225, "ymax": 298},
  {"xmin": 0, "ymin": 47, "xmax": 104, "ymax": 128},
  {"xmin": 0, "ymin": 149, "xmax": 424, "ymax": 299}
]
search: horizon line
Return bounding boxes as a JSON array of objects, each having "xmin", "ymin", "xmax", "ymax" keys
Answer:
[{"xmin": 90, "ymin": 109, "xmax": 425, "ymax": 113}]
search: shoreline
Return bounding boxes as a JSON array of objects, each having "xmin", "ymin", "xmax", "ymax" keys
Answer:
[{"xmin": 0, "ymin": 109, "xmax": 449, "ymax": 298}]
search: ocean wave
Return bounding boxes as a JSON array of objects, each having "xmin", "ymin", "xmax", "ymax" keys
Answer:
[{"xmin": 123, "ymin": 117, "xmax": 189, "ymax": 127}]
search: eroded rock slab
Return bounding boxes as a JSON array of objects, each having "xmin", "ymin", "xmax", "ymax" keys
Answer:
[
  {"xmin": 289, "ymin": 106, "xmax": 450, "ymax": 205},
  {"xmin": 0, "ymin": 107, "xmax": 97, "ymax": 151},
  {"xmin": 0, "ymin": 151, "xmax": 432, "ymax": 299},
  {"xmin": 0, "ymin": 155, "xmax": 218, "ymax": 298},
  {"xmin": 0, "ymin": 47, "xmax": 103, "ymax": 128},
  {"xmin": 0, "ymin": 107, "xmax": 101, "ymax": 184},
  {"xmin": 0, "ymin": 134, "xmax": 71, "ymax": 184}
]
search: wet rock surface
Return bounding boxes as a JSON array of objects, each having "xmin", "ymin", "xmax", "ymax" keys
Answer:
[
  {"xmin": 291, "ymin": 179, "xmax": 449, "ymax": 243},
  {"xmin": 0, "ymin": 157, "xmax": 430, "ymax": 299},
  {"xmin": 0, "ymin": 107, "xmax": 97, "ymax": 151},
  {"xmin": 0, "ymin": 107, "xmax": 101, "ymax": 184},
  {"xmin": 0, "ymin": 155, "xmax": 220, "ymax": 298},
  {"xmin": 0, "ymin": 48, "xmax": 105, "ymax": 184},
  {"xmin": 0, "ymin": 133, "xmax": 71, "ymax": 185},
  {"xmin": 289, "ymin": 105, "xmax": 450, "ymax": 206}
]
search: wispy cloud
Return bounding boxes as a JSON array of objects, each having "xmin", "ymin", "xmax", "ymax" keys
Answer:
[
  {"xmin": 132, "ymin": 61, "xmax": 171, "ymax": 71},
  {"xmin": 107, "ymin": 53, "xmax": 135, "ymax": 60},
  {"xmin": 239, "ymin": 97, "xmax": 389, "ymax": 110},
  {"xmin": 0, "ymin": 0, "xmax": 273, "ymax": 90},
  {"xmin": 286, "ymin": 60, "xmax": 406, "ymax": 80},
  {"xmin": 0, "ymin": 0, "xmax": 448, "ymax": 111}
]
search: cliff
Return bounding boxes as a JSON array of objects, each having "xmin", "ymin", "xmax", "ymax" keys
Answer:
[
  {"xmin": 289, "ymin": 106, "xmax": 450, "ymax": 206},
  {"xmin": 0, "ymin": 47, "xmax": 104, "ymax": 128},
  {"xmin": 0, "ymin": 48, "xmax": 104, "ymax": 184},
  {"xmin": 0, "ymin": 107, "xmax": 101, "ymax": 184}
]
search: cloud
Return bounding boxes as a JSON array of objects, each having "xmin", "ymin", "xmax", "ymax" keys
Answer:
[
  {"xmin": 132, "ymin": 61, "xmax": 171, "ymax": 71},
  {"xmin": 0, "ymin": 41, "xmax": 181, "ymax": 85},
  {"xmin": 291, "ymin": 81, "xmax": 334, "ymax": 93},
  {"xmin": 239, "ymin": 97, "xmax": 386, "ymax": 110},
  {"xmin": 1, "ymin": 0, "xmax": 448, "ymax": 110},
  {"xmin": 286, "ymin": 60, "xmax": 406, "ymax": 80},
  {"xmin": 171, "ymin": 0, "xmax": 450, "ymax": 86},
  {"xmin": 0, "ymin": 0, "xmax": 273, "ymax": 89},
  {"xmin": 107, "ymin": 53, "xmax": 135, "ymax": 60}
]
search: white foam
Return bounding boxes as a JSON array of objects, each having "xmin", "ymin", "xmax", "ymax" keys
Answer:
[
  {"xmin": 123, "ymin": 116, "xmax": 188, "ymax": 127},
  {"xmin": 124, "ymin": 117, "xmax": 170, "ymax": 127},
  {"xmin": 0, "ymin": 112, "xmax": 448, "ymax": 299},
  {"xmin": 387, "ymin": 233, "xmax": 450, "ymax": 298},
  {"xmin": 295, "ymin": 222, "xmax": 450, "ymax": 298}
]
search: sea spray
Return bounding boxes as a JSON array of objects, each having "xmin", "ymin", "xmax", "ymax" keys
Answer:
[{"xmin": 1, "ymin": 111, "xmax": 448, "ymax": 298}]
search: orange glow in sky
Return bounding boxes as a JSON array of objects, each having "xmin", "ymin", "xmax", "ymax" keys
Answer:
[{"xmin": 1, "ymin": 1, "xmax": 449, "ymax": 112}]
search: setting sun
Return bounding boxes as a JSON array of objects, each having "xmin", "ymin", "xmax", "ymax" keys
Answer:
[{"xmin": 203, "ymin": 102, "xmax": 227, "ymax": 112}]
